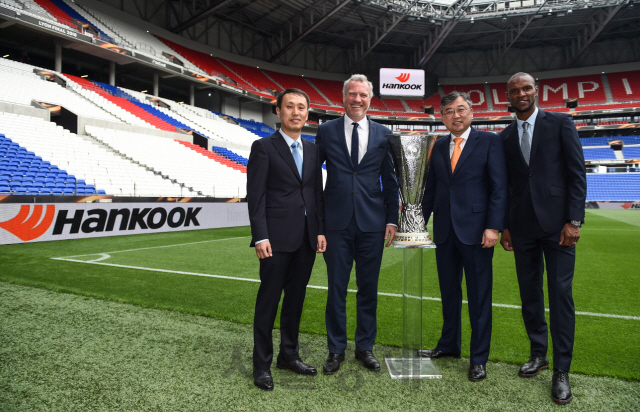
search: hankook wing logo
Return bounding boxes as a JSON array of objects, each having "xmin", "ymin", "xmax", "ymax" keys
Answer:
[
  {"xmin": 0, "ymin": 205, "xmax": 55, "ymax": 241},
  {"xmin": 395, "ymin": 73, "xmax": 411, "ymax": 83}
]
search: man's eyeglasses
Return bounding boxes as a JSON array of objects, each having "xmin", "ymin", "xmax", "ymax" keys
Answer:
[{"xmin": 443, "ymin": 107, "xmax": 470, "ymax": 117}]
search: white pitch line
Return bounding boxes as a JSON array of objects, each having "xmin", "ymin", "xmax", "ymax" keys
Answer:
[
  {"xmin": 50, "ymin": 258, "xmax": 640, "ymax": 321},
  {"xmin": 54, "ymin": 236, "xmax": 252, "ymax": 259}
]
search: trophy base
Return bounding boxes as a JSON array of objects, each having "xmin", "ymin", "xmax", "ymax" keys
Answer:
[{"xmin": 392, "ymin": 232, "xmax": 432, "ymax": 246}]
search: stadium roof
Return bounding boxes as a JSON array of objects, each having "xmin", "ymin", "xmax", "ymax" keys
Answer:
[{"xmin": 95, "ymin": 0, "xmax": 640, "ymax": 76}]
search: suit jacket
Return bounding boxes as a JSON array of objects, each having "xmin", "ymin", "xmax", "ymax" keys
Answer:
[
  {"xmin": 247, "ymin": 132, "xmax": 325, "ymax": 252},
  {"xmin": 422, "ymin": 127, "xmax": 507, "ymax": 245},
  {"xmin": 315, "ymin": 116, "xmax": 399, "ymax": 232},
  {"xmin": 499, "ymin": 109, "xmax": 586, "ymax": 234}
]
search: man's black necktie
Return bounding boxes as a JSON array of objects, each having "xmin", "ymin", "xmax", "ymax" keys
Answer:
[{"xmin": 351, "ymin": 122, "xmax": 359, "ymax": 168}]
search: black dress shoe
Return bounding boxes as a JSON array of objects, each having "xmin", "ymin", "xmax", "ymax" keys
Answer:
[
  {"xmin": 418, "ymin": 349, "xmax": 461, "ymax": 359},
  {"xmin": 276, "ymin": 357, "xmax": 317, "ymax": 376},
  {"xmin": 519, "ymin": 355, "xmax": 549, "ymax": 377},
  {"xmin": 323, "ymin": 352, "xmax": 345, "ymax": 375},
  {"xmin": 355, "ymin": 350, "xmax": 380, "ymax": 371},
  {"xmin": 552, "ymin": 369, "xmax": 573, "ymax": 405},
  {"xmin": 253, "ymin": 369, "xmax": 273, "ymax": 391},
  {"xmin": 468, "ymin": 364, "xmax": 487, "ymax": 381}
]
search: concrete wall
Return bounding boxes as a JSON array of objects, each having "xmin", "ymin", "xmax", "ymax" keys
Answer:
[{"xmin": 0, "ymin": 101, "xmax": 50, "ymax": 121}]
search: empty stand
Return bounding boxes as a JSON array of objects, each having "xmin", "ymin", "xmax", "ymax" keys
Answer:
[
  {"xmin": 263, "ymin": 70, "xmax": 330, "ymax": 105},
  {"xmin": 306, "ymin": 78, "xmax": 344, "ymax": 106},
  {"xmin": 32, "ymin": 0, "xmax": 79, "ymax": 30},
  {"xmin": 156, "ymin": 36, "xmax": 255, "ymax": 90},
  {"xmin": 404, "ymin": 94, "xmax": 442, "ymax": 113},
  {"xmin": 217, "ymin": 58, "xmax": 281, "ymax": 96},
  {"xmin": 0, "ymin": 60, "xmax": 120, "ymax": 123},
  {"xmin": 87, "ymin": 126, "xmax": 247, "ymax": 198},
  {"xmin": 538, "ymin": 75, "xmax": 607, "ymax": 107},
  {"xmin": 607, "ymin": 71, "xmax": 640, "ymax": 103},
  {"xmin": 587, "ymin": 174, "xmax": 640, "ymax": 201},
  {"xmin": 441, "ymin": 84, "xmax": 489, "ymax": 112},
  {"xmin": 583, "ymin": 147, "xmax": 617, "ymax": 160}
]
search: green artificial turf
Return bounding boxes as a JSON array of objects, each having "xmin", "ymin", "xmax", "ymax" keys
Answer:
[
  {"xmin": 0, "ymin": 210, "xmax": 638, "ymax": 383},
  {"xmin": 1, "ymin": 282, "xmax": 639, "ymax": 411}
]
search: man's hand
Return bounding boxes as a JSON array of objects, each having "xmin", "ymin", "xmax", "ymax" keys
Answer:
[
  {"xmin": 559, "ymin": 223, "xmax": 580, "ymax": 247},
  {"xmin": 482, "ymin": 229, "xmax": 499, "ymax": 249},
  {"xmin": 500, "ymin": 229, "xmax": 514, "ymax": 252},
  {"xmin": 255, "ymin": 241, "xmax": 272, "ymax": 259},
  {"xmin": 317, "ymin": 235, "xmax": 327, "ymax": 253},
  {"xmin": 384, "ymin": 225, "xmax": 397, "ymax": 247}
]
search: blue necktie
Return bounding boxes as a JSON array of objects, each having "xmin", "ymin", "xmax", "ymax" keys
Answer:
[
  {"xmin": 351, "ymin": 122, "xmax": 359, "ymax": 168},
  {"xmin": 291, "ymin": 141, "xmax": 302, "ymax": 179}
]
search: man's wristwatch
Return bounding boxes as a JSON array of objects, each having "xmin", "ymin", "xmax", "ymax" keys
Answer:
[{"xmin": 569, "ymin": 220, "xmax": 582, "ymax": 228}]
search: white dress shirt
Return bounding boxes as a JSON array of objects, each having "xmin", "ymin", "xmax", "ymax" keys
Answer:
[
  {"xmin": 344, "ymin": 115, "xmax": 369, "ymax": 164},
  {"xmin": 448, "ymin": 127, "xmax": 472, "ymax": 158},
  {"xmin": 516, "ymin": 106, "xmax": 538, "ymax": 149}
]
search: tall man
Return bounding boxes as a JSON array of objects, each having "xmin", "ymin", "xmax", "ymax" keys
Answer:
[
  {"xmin": 500, "ymin": 73, "xmax": 586, "ymax": 405},
  {"xmin": 420, "ymin": 92, "xmax": 507, "ymax": 381},
  {"xmin": 247, "ymin": 88, "xmax": 326, "ymax": 391},
  {"xmin": 315, "ymin": 74, "xmax": 399, "ymax": 374}
]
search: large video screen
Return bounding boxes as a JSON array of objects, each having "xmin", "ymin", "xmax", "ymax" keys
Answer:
[{"xmin": 379, "ymin": 68, "xmax": 425, "ymax": 97}]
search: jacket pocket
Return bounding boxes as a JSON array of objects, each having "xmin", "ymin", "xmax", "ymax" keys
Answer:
[{"xmin": 550, "ymin": 186, "xmax": 565, "ymax": 196}]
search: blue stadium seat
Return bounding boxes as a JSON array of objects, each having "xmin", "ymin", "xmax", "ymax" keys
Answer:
[
  {"xmin": 0, "ymin": 185, "xmax": 10, "ymax": 194},
  {"xmin": 62, "ymin": 188, "xmax": 74, "ymax": 195},
  {"xmin": 39, "ymin": 188, "xmax": 53, "ymax": 195},
  {"xmin": 13, "ymin": 187, "xmax": 27, "ymax": 195},
  {"xmin": 97, "ymin": 189, "xmax": 107, "ymax": 195},
  {"xmin": 52, "ymin": 188, "xmax": 64, "ymax": 195}
]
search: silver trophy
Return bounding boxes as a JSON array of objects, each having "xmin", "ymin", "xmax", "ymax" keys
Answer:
[{"xmin": 387, "ymin": 132, "xmax": 438, "ymax": 246}]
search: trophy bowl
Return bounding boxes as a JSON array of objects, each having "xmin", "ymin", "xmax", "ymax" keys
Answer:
[{"xmin": 386, "ymin": 132, "xmax": 438, "ymax": 247}]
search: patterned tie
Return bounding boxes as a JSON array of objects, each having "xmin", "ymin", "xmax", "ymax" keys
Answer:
[
  {"xmin": 351, "ymin": 122, "xmax": 359, "ymax": 168},
  {"xmin": 451, "ymin": 137, "xmax": 463, "ymax": 172},
  {"xmin": 521, "ymin": 122, "xmax": 531, "ymax": 165},
  {"xmin": 291, "ymin": 141, "xmax": 302, "ymax": 179}
]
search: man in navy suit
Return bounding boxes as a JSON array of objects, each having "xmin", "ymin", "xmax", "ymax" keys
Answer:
[
  {"xmin": 420, "ymin": 91, "xmax": 507, "ymax": 381},
  {"xmin": 499, "ymin": 72, "xmax": 586, "ymax": 405},
  {"xmin": 247, "ymin": 88, "xmax": 326, "ymax": 391},
  {"xmin": 315, "ymin": 74, "xmax": 399, "ymax": 374}
]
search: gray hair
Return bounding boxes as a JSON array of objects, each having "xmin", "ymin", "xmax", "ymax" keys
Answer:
[
  {"xmin": 507, "ymin": 72, "xmax": 536, "ymax": 88},
  {"xmin": 343, "ymin": 74, "xmax": 375, "ymax": 98},
  {"xmin": 440, "ymin": 91, "xmax": 473, "ymax": 113}
]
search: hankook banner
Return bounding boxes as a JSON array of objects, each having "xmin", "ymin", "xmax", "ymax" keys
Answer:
[
  {"xmin": 379, "ymin": 68, "xmax": 425, "ymax": 97},
  {"xmin": 0, "ymin": 202, "xmax": 249, "ymax": 245}
]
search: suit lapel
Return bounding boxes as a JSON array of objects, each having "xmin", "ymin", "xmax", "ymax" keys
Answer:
[
  {"xmin": 440, "ymin": 134, "xmax": 452, "ymax": 178},
  {"xmin": 530, "ymin": 109, "xmax": 546, "ymax": 163},
  {"xmin": 335, "ymin": 116, "xmax": 353, "ymax": 167},
  {"xmin": 301, "ymin": 138, "xmax": 315, "ymax": 183},
  {"xmin": 358, "ymin": 117, "xmax": 378, "ymax": 167},
  {"xmin": 505, "ymin": 121, "xmax": 528, "ymax": 169},
  {"xmin": 453, "ymin": 127, "xmax": 479, "ymax": 175},
  {"xmin": 271, "ymin": 134, "xmax": 301, "ymax": 182}
]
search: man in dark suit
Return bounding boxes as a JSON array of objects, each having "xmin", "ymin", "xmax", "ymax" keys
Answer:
[
  {"xmin": 499, "ymin": 72, "xmax": 586, "ymax": 405},
  {"xmin": 419, "ymin": 91, "xmax": 507, "ymax": 382},
  {"xmin": 315, "ymin": 74, "xmax": 399, "ymax": 374},
  {"xmin": 247, "ymin": 88, "xmax": 326, "ymax": 391}
]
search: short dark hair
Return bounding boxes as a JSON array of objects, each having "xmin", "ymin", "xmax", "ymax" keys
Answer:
[
  {"xmin": 507, "ymin": 72, "xmax": 536, "ymax": 88},
  {"xmin": 276, "ymin": 88, "xmax": 310, "ymax": 109},
  {"xmin": 440, "ymin": 91, "xmax": 472, "ymax": 113}
]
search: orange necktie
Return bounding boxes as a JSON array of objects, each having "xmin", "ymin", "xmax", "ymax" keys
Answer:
[{"xmin": 451, "ymin": 137, "xmax": 463, "ymax": 172}]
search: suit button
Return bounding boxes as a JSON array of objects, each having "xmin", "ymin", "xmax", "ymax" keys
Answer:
[
  {"xmin": 451, "ymin": 185, "xmax": 455, "ymax": 189},
  {"xmin": 529, "ymin": 173, "xmax": 532, "ymax": 177},
  {"xmin": 350, "ymin": 191, "xmax": 354, "ymax": 195},
  {"xmin": 353, "ymin": 172, "xmax": 357, "ymax": 176}
]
